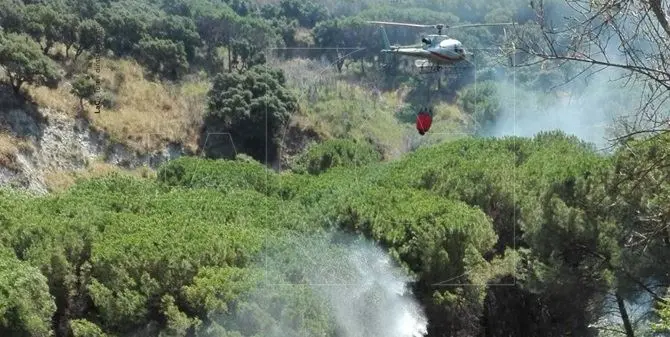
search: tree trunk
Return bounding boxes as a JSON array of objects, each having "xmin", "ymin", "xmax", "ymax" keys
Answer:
[
  {"xmin": 648, "ymin": 0, "xmax": 670, "ymax": 38},
  {"xmin": 205, "ymin": 44, "xmax": 216, "ymax": 71},
  {"xmin": 11, "ymin": 78, "xmax": 22, "ymax": 95},
  {"xmin": 615, "ymin": 292, "xmax": 635, "ymax": 337},
  {"xmin": 227, "ymin": 47, "xmax": 232, "ymax": 72},
  {"xmin": 43, "ymin": 40, "xmax": 53, "ymax": 55}
]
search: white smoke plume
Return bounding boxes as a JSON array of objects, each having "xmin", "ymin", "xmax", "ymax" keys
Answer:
[
  {"xmin": 207, "ymin": 231, "xmax": 428, "ymax": 337},
  {"xmin": 476, "ymin": 4, "xmax": 643, "ymax": 150},
  {"xmin": 488, "ymin": 65, "xmax": 628, "ymax": 150},
  {"xmin": 310, "ymin": 242, "xmax": 428, "ymax": 337}
]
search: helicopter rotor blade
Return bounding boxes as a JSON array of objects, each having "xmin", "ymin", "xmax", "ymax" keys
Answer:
[
  {"xmin": 366, "ymin": 20, "xmax": 435, "ymax": 28},
  {"xmin": 447, "ymin": 23, "xmax": 515, "ymax": 29},
  {"xmin": 367, "ymin": 21, "xmax": 516, "ymax": 32}
]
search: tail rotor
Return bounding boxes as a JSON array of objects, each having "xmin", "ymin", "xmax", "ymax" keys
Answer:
[{"xmin": 377, "ymin": 26, "xmax": 397, "ymax": 70}]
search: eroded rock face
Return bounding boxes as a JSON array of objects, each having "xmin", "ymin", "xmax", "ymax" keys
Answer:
[
  {"xmin": 0, "ymin": 102, "xmax": 318, "ymax": 193},
  {"xmin": 0, "ymin": 105, "xmax": 185, "ymax": 194},
  {"xmin": 0, "ymin": 80, "xmax": 317, "ymax": 193}
]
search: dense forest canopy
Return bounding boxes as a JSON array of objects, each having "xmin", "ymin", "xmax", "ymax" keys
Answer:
[
  {"xmin": 1, "ymin": 132, "xmax": 669, "ymax": 337},
  {"xmin": 0, "ymin": 0, "xmax": 669, "ymax": 336}
]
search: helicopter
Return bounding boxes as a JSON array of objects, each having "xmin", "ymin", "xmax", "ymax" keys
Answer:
[{"xmin": 367, "ymin": 20, "xmax": 515, "ymax": 74}]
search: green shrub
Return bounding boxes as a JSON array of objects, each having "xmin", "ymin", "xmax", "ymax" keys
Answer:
[{"xmin": 291, "ymin": 138, "xmax": 382, "ymax": 175}]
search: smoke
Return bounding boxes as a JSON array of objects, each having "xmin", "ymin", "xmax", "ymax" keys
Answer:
[
  {"xmin": 471, "ymin": 1, "xmax": 645, "ymax": 151},
  {"xmin": 310, "ymin": 240, "xmax": 428, "ymax": 337},
  {"xmin": 486, "ymin": 64, "xmax": 628, "ymax": 150},
  {"xmin": 206, "ymin": 231, "xmax": 428, "ymax": 337}
]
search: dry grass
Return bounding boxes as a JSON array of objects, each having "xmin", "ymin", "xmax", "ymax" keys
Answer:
[
  {"xmin": 26, "ymin": 43, "xmax": 82, "ymax": 114},
  {"xmin": 295, "ymin": 80, "xmax": 408, "ymax": 157},
  {"xmin": 88, "ymin": 58, "xmax": 207, "ymax": 152},
  {"xmin": 44, "ymin": 161, "xmax": 155, "ymax": 193},
  {"xmin": 28, "ymin": 57, "xmax": 208, "ymax": 153},
  {"xmin": 0, "ymin": 134, "xmax": 32, "ymax": 171},
  {"xmin": 432, "ymin": 102, "xmax": 470, "ymax": 127},
  {"xmin": 0, "ymin": 134, "xmax": 19, "ymax": 170},
  {"xmin": 27, "ymin": 77, "xmax": 80, "ymax": 116},
  {"xmin": 294, "ymin": 28, "xmax": 314, "ymax": 45}
]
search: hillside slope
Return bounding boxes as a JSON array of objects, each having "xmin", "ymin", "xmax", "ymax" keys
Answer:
[{"xmin": 0, "ymin": 53, "xmax": 472, "ymax": 192}]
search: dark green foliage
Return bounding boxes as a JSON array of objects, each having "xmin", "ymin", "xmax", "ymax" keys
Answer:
[
  {"xmin": 230, "ymin": 38, "xmax": 266, "ymax": 70},
  {"xmin": 0, "ymin": 0, "xmax": 668, "ymax": 336},
  {"xmin": 148, "ymin": 14, "xmax": 201, "ymax": 62},
  {"xmin": 66, "ymin": 0, "xmax": 102, "ymax": 19},
  {"xmin": 70, "ymin": 73, "xmax": 97, "ymax": 108},
  {"xmin": 291, "ymin": 139, "xmax": 382, "ymax": 174},
  {"xmin": 605, "ymin": 132, "xmax": 670, "ymax": 301},
  {"xmin": 95, "ymin": 1, "xmax": 161, "ymax": 56},
  {"xmin": 312, "ymin": 16, "xmax": 382, "ymax": 71},
  {"xmin": 0, "ymin": 0, "xmax": 567, "ymax": 114},
  {"xmin": 0, "ymin": 248, "xmax": 55, "ymax": 337},
  {"xmin": 223, "ymin": 0, "xmax": 254, "ymax": 16},
  {"xmin": 201, "ymin": 64, "xmax": 297, "ymax": 163},
  {"xmin": 161, "ymin": 0, "xmax": 192, "ymax": 17},
  {"xmin": 157, "ymin": 156, "xmax": 280, "ymax": 196},
  {"xmin": 234, "ymin": 16, "xmax": 282, "ymax": 60},
  {"xmin": 23, "ymin": 2, "xmax": 71, "ymax": 55},
  {"xmin": 275, "ymin": 0, "xmax": 330, "ymax": 28},
  {"xmin": 134, "ymin": 37, "xmax": 189, "ymax": 80},
  {"xmin": 457, "ymin": 81, "xmax": 502, "ymax": 133},
  {"xmin": 0, "ymin": 0, "xmax": 25, "ymax": 34},
  {"xmin": 74, "ymin": 19, "xmax": 104, "ymax": 60},
  {"xmin": 0, "ymin": 32, "xmax": 61, "ymax": 94},
  {"xmin": 1, "ymin": 132, "xmax": 669, "ymax": 336}
]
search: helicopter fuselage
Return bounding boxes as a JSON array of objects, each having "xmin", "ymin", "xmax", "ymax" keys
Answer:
[
  {"xmin": 370, "ymin": 20, "xmax": 513, "ymax": 73},
  {"xmin": 382, "ymin": 35, "xmax": 466, "ymax": 65}
]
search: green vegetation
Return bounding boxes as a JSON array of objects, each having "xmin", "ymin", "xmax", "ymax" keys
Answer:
[
  {"xmin": 1, "ymin": 0, "xmax": 669, "ymax": 336},
  {"xmin": 290, "ymin": 139, "xmax": 382, "ymax": 174},
  {"xmin": 70, "ymin": 73, "xmax": 97, "ymax": 110},
  {"xmin": 202, "ymin": 64, "xmax": 297, "ymax": 163},
  {"xmin": 0, "ymin": 0, "xmax": 568, "ymax": 159},
  {"xmin": 0, "ymin": 32, "xmax": 61, "ymax": 94},
  {"xmin": 0, "ymin": 132, "xmax": 669, "ymax": 336}
]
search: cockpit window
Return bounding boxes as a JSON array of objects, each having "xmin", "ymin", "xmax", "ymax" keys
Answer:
[{"xmin": 454, "ymin": 46, "xmax": 463, "ymax": 53}]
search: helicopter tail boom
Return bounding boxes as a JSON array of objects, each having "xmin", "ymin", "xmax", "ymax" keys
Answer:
[
  {"xmin": 382, "ymin": 48, "xmax": 432, "ymax": 58},
  {"xmin": 379, "ymin": 26, "xmax": 391, "ymax": 50}
]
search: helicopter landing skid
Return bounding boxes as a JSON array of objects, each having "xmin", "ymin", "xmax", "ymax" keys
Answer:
[{"xmin": 418, "ymin": 65, "xmax": 442, "ymax": 74}]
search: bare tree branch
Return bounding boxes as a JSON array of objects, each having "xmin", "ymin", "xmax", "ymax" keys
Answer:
[{"xmin": 512, "ymin": 0, "xmax": 670, "ymax": 142}]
